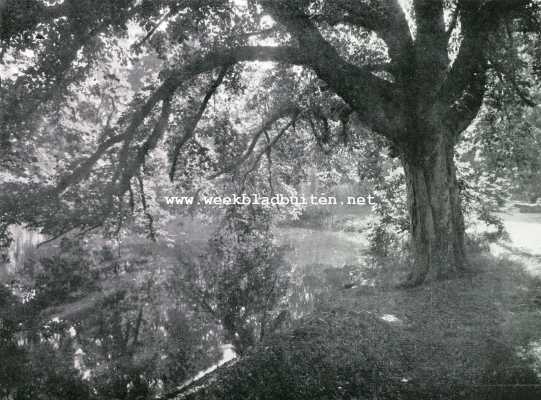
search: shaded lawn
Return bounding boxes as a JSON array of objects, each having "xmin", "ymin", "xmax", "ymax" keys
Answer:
[
  {"xmin": 169, "ymin": 211, "xmax": 541, "ymax": 399},
  {"xmin": 258, "ymin": 215, "xmax": 541, "ymax": 398},
  {"xmin": 337, "ymin": 253, "xmax": 541, "ymax": 397},
  {"xmin": 180, "ymin": 253, "xmax": 541, "ymax": 399}
]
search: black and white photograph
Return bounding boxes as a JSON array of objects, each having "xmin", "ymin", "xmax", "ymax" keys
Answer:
[{"xmin": 1, "ymin": 0, "xmax": 541, "ymax": 398}]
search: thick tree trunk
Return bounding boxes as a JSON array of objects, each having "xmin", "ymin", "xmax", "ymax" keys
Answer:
[{"xmin": 399, "ymin": 132, "xmax": 468, "ymax": 286}]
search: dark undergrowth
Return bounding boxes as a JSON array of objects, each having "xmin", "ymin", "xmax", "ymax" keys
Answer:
[{"xmin": 180, "ymin": 252, "xmax": 541, "ymax": 399}]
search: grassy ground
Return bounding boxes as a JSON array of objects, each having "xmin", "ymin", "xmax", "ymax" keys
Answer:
[
  {"xmin": 264, "ymin": 211, "xmax": 541, "ymax": 399},
  {"xmin": 337, "ymin": 254, "xmax": 541, "ymax": 398}
]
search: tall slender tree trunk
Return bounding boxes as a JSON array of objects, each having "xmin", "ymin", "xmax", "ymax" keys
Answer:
[{"xmin": 399, "ymin": 130, "xmax": 468, "ymax": 286}]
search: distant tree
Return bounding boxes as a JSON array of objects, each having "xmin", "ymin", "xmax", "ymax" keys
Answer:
[{"xmin": 469, "ymin": 70, "xmax": 541, "ymax": 203}]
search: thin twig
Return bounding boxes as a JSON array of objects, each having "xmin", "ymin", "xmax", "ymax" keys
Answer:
[
  {"xmin": 117, "ymin": 95, "xmax": 173, "ymax": 194},
  {"xmin": 53, "ymin": 132, "xmax": 127, "ymax": 196},
  {"xmin": 36, "ymin": 224, "xmax": 83, "ymax": 248},
  {"xmin": 133, "ymin": 9, "xmax": 175, "ymax": 50},
  {"xmin": 136, "ymin": 173, "xmax": 156, "ymax": 241},
  {"xmin": 240, "ymin": 116, "xmax": 297, "ymax": 185}
]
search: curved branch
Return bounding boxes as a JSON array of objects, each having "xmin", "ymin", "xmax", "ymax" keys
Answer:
[
  {"xmin": 312, "ymin": 0, "xmax": 413, "ymax": 67},
  {"xmin": 117, "ymin": 95, "xmax": 173, "ymax": 195},
  {"xmin": 53, "ymin": 132, "xmax": 127, "ymax": 196},
  {"xmin": 51, "ymin": 46, "xmax": 304, "ymax": 197},
  {"xmin": 259, "ymin": 1, "xmax": 403, "ymax": 138},
  {"xmin": 136, "ymin": 174, "xmax": 156, "ymax": 241},
  {"xmin": 51, "ymin": 35, "xmax": 401, "ymax": 196},
  {"xmin": 209, "ymin": 106, "xmax": 299, "ymax": 180},
  {"xmin": 113, "ymin": 84, "xmax": 177, "ymax": 189},
  {"xmin": 119, "ymin": 46, "xmax": 307, "ymax": 186},
  {"xmin": 169, "ymin": 65, "xmax": 230, "ymax": 181},
  {"xmin": 241, "ymin": 115, "xmax": 298, "ymax": 184}
]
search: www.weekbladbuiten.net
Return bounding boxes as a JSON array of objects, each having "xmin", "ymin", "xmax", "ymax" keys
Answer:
[{"xmin": 164, "ymin": 193, "xmax": 377, "ymax": 206}]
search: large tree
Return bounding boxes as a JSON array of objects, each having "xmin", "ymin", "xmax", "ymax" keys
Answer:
[{"xmin": 1, "ymin": 0, "xmax": 540, "ymax": 285}]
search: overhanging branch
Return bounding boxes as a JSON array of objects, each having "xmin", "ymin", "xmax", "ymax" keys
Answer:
[
  {"xmin": 209, "ymin": 105, "xmax": 299, "ymax": 180},
  {"xmin": 50, "ymin": 46, "xmax": 308, "ymax": 197},
  {"xmin": 53, "ymin": 132, "xmax": 127, "ymax": 196},
  {"xmin": 117, "ymin": 95, "xmax": 173, "ymax": 195},
  {"xmin": 169, "ymin": 65, "xmax": 230, "ymax": 181},
  {"xmin": 241, "ymin": 116, "xmax": 297, "ymax": 185},
  {"xmin": 259, "ymin": 1, "xmax": 403, "ymax": 138},
  {"xmin": 51, "ymin": 28, "xmax": 406, "ymax": 198},
  {"xmin": 311, "ymin": 0, "xmax": 413, "ymax": 67}
]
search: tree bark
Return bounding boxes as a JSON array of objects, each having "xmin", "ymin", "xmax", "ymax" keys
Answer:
[{"xmin": 399, "ymin": 131, "xmax": 468, "ymax": 286}]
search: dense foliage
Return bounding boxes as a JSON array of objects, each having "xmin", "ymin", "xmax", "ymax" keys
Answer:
[{"xmin": 2, "ymin": 0, "xmax": 541, "ymax": 398}]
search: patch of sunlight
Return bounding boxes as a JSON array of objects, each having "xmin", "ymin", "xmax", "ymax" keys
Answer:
[
  {"xmin": 359, "ymin": 278, "xmax": 376, "ymax": 287},
  {"xmin": 232, "ymin": 0, "xmax": 247, "ymax": 8},
  {"xmin": 221, "ymin": 344, "xmax": 236, "ymax": 363},
  {"xmin": 68, "ymin": 326, "xmax": 77, "ymax": 337},
  {"xmin": 489, "ymin": 243, "xmax": 506, "ymax": 257},
  {"xmin": 380, "ymin": 314, "xmax": 401, "ymax": 324}
]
